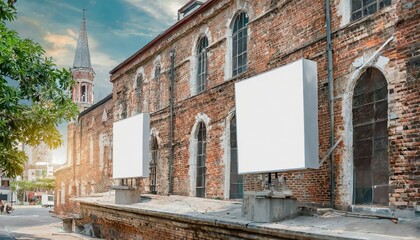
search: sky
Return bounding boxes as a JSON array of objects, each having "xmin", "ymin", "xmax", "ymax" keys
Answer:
[{"xmin": 8, "ymin": 0, "xmax": 191, "ymax": 164}]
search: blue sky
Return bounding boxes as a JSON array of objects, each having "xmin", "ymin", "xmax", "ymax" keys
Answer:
[{"xmin": 8, "ymin": 0, "xmax": 190, "ymax": 163}]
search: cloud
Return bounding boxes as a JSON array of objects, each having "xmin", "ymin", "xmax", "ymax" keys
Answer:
[
  {"xmin": 123, "ymin": 0, "xmax": 188, "ymax": 24},
  {"xmin": 43, "ymin": 30, "xmax": 77, "ymax": 65},
  {"xmin": 111, "ymin": 21, "xmax": 160, "ymax": 38}
]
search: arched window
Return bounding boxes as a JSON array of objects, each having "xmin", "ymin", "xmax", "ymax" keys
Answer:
[
  {"xmin": 81, "ymin": 85, "xmax": 87, "ymax": 102},
  {"xmin": 150, "ymin": 136, "xmax": 158, "ymax": 194},
  {"xmin": 135, "ymin": 73, "xmax": 143, "ymax": 112},
  {"xmin": 154, "ymin": 62, "xmax": 161, "ymax": 110},
  {"xmin": 135, "ymin": 73, "xmax": 143, "ymax": 90},
  {"xmin": 229, "ymin": 115, "xmax": 243, "ymax": 199},
  {"xmin": 196, "ymin": 122, "xmax": 207, "ymax": 198},
  {"xmin": 353, "ymin": 67, "xmax": 388, "ymax": 205},
  {"xmin": 232, "ymin": 12, "xmax": 249, "ymax": 77},
  {"xmin": 197, "ymin": 37, "xmax": 208, "ymax": 93}
]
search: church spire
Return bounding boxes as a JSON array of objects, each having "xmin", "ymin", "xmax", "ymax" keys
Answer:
[
  {"xmin": 71, "ymin": 9, "xmax": 95, "ymax": 112},
  {"xmin": 73, "ymin": 9, "xmax": 92, "ymax": 69}
]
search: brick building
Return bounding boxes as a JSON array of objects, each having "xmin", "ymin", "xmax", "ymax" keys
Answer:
[
  {"xmin": 56, "ymin": 0, "xmax": 418, "ymax": 220},
  {"xmin": 110, "ymin": 0, "xmax": 418, "ymax": 212},
  {"xmin": 54, "ymin": 13, "xmax": 114, "ymax": 215}
]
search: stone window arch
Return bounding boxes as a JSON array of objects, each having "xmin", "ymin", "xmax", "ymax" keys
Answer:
[
  {"xmin": 229, "ymin": 115, "xmax": 243, "ymax": 199},
  {"xmin": 223, "ymin": 110, "xmax": 243, "ymax": 199},
  {"xmin": 352, "ymin": 67, "xmax": 388, "ymax": 205},
  {"xmin": 190, "ymin": 28, "xmax": 212, "ymax": 97},
  {"xmin": 196, "ymin": 121, "xmax": 207, "ymax": 198},
  {"xmin": 153, "ymin": 57, "xmax": 162, "ymax": 111},
  {"xmin": 81, "ymin": 85, "xmax": 87, "ymax": 102},
  {"xmin": 60, "ymin": 182, "xmax": 66, "ymax": 204},
  {"xmin": 188, "ymin": 113, "xmax": 210, "ymax": 197},
  {"xmin": 231, "ymin": 12, "xmax": 249, "ymax": 77},
  {"xmin": 224, "ymin": 6, "xmax": 252, "ymax": 80},
  {"xmin": 150, "ymin": 135, "xmax": 158, "ymax": 194},
  {"xmin": 196, "ymin": 36, "xmax": 208, "ymax": 93}
]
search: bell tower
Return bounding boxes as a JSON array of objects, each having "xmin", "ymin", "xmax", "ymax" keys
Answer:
[{"xmin": 71, "ymin": 9, "xmax": 94, "ymax": 112}]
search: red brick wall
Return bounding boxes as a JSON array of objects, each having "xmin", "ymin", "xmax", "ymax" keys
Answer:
[
  {"xmin": 54, "ymin": 96, "xmax": 114, "ymax": 216},
  {"xmin": 83, "ymin": 0, "xmax": 417, "ymax": 212}
]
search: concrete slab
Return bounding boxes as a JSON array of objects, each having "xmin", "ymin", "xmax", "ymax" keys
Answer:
[{"xmin": 74, "ymin": 192, "xmax": 420, "ymax": 240}]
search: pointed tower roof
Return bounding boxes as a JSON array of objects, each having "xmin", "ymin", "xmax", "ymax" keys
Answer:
[{"xmin": 73, "ymin": 10, "xmax": 92, "ymax": 69}]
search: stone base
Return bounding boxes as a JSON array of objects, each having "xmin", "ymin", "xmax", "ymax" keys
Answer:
[
  {"xmin": 242, "ymin": 191, "xmax": 298, "ymax": 222},
  {"xmin": 112, "ymin": 186, "xmax": 141, "ymax": 205}
]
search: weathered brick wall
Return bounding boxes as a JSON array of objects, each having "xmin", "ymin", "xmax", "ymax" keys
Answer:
[
  {"xmin": 388, "ymin": 0, "xmax": 419, "ymax": 210},
  {"xmin": 54, "ymin": 96, "xmax": 114, "ymax": 216},
  {"xmin": 105, "ymin": 0, "xmax": 418, "ymax": 211},
  {"xmin": 78, "ymin": 202, "xmax": 314, "ymax": 240}
]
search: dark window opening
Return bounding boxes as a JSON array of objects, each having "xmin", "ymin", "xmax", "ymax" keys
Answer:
[
  {"xmin": 136, "ymin": 73, "xmax": 143, "ymax": 112},
  {"xmin": 136, "ymin": 73, "xmax": 143, "ymax": 90},
  {"xmin": 150, "ymin": 137, "xmax": 158, "ymax": 194},
  {"xmin": 81, "ymin": 85, "xmax": 87, "ymax": 102},
  {"xmin": 232, "ymin": 12, "xmax": 249, "ymax": 77},
  {"xmin": 154, "ymin": 63, "xmax": 161, "ymax": 110},
  {"xmin": 353, "ymin": 67, "xmax": 389, "ymax": 205},
  {"xmin": 197, "ymin": 37, "xmax": 208, "ymax": 93},
  {"xmin": 351, "ymin": 0, "xmax": 391, "ymax": 21},
  {"xmin": 196, "ymin": 122, "xmax": 207, "ymax": 198},
  {"xmin": 229, "ymin": 115, "xmax": 243, "ymax": 199}
]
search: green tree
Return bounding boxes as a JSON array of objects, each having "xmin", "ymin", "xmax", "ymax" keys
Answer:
[
  {"xmin": 10, "ymin": 179, "xmax": 55, "ymax": 202},
  {"xmin": 0, "ymin": 1, "xmax": 78, "ymax": 177}
]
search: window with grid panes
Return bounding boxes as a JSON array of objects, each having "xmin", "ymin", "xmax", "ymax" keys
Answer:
[
  {"xmin": 229, "ymin": 115, "xmax": 243, "ymax": 199},
  {"xmin": 196, "ymin": 122, "xmax": 207, "ymax": 198},
  {"xmin": 197, "ymin": 37, "xmax": 208, "ymax": 93},
  {"xmin": 232, "ymin": 12, "xmax": 249, "ymax": 77},
  {"xmin": 351, "ymin": 0, "xmax": 391, "ymax": 21},
  {"xmin": 352, "ymin": 67, "xmax": 388, "ymax": 205},
  {"xmin": 149, "ymin": 136, "xmax": 158, "ymax": 194}
]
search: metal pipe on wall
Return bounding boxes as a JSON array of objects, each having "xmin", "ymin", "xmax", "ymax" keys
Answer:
[
  {"xmin": 169, "ymin": 49, "xmax": 175, "ymax": 195},
  {"xmin": 325, "ymin": 0, "xmax": 335, "ymax": 209}
]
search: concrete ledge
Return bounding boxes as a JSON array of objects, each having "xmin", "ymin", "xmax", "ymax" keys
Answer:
[{"xmin": 73, "ymin": 193, "xmax": 419, "ymax": 240}]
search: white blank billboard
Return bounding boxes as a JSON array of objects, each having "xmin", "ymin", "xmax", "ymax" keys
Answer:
[
  {"xmin": 113, "ymin": 113, "xmax": 150, "ymax": 179},
  {"xmin": 235, "ymin": 59, "xmax": 319, "ymax": 174}
]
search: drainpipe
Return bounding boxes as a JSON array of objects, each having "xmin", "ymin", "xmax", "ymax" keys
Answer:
[
  {"xmin": 169, "ymin": 49, "xmax": 175, "ymax": 195},
  {"xmin": 325, "ymin": 0, "xmax": 335, "ymax": 209}
]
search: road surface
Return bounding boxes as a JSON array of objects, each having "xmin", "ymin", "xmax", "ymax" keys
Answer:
[{"xmin": 0, "ymin": 205, "xmax": 84, "ymax": 240}]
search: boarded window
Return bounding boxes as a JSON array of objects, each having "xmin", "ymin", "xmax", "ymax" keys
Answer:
[
  {"xmin": 196, "ymin": 122, "xmax": 207, "ymax": 198},
  {"xmin": 232, "ymin": 12, "xmax": 249, "ymax": 77},
  {"xmin": 353, "ymin": 67, "xmax": 388, "ymax": 205},
  {"xmin": 197, "ymin": 37, "xmax": 208, "ymax": 93},
  {"xmin": 229, "ymin": 115, "xmax": 243, "ymax": 199},
  {"xmin": 150, "ymin": 136, "xmax": 158, "ymax": 194}
]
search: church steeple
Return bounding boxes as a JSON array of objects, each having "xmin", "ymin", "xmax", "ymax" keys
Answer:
[
  {"xmin": 73, "ymin": 9, "xmax": 92, "ymax": 69},
  {"xmin": 71, "ymin": 9, "xmax": 95, "ymax": 112}
]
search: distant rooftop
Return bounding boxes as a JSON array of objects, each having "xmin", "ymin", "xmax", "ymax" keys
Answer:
[{"xmin": 178, "ymin": 0, "xmax": 206, "ymax": 20}]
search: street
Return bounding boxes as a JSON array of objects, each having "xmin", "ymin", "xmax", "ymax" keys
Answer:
[{"xmin": 0, "ymin": 205, "xmax": 83, "ymax": 240}]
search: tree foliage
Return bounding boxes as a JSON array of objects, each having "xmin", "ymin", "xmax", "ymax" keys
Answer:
[
  {"xmin": 0, "ymin": 1, "xmax": 78, "ymax": 177},
  {"xmin": 10, "ymin": 178, "xmax": 55, "ymax": 202}
]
